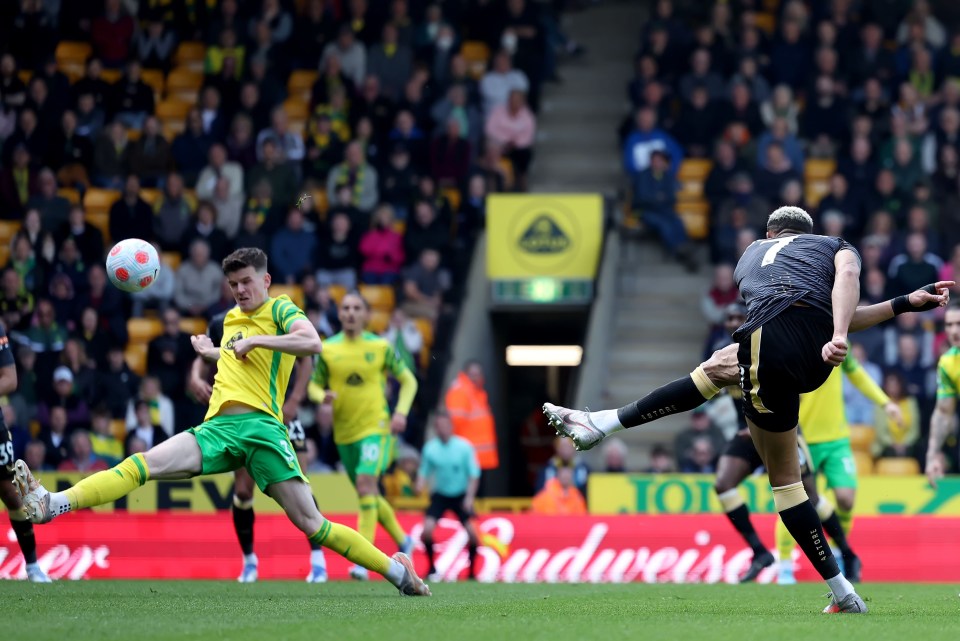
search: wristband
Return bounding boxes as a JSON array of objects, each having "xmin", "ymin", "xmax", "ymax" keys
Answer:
[
  {"xmin": 892, "ymin": 295, "xmax": 911, "ymax": 315},
  {"xmin": 893, "ymin": 284, "xmax": 939, "ymax": 315}
]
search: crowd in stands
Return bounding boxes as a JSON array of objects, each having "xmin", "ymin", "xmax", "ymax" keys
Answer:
[
  {"xmin": 617, "ymin": 0, "xmax": 959, "ymax": 474},
  {"xmin": 0, "ymin": 0, "xmax": 574, "ymax": 478}
]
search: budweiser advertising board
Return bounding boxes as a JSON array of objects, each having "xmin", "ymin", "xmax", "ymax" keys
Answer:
[{"xmin": 4, "ymin": 512, "xmax": 960, "ymax": 582}]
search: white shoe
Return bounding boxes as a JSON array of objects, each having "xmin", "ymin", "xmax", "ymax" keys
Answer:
[
  {"xmin": 823, "ymin": 592, "xmax": 867, "ymax": 613},
  {"xmin": 237, "ymin": 563, "xmax": 258, "ymax": 583},
  {"xmin": 349, "ymin": 565, "xmax": 369, "ymax": 581},
  {"xmin": 778, "ymin": 566, "xmax": 796, "ymax": 585},
  {"xmin": 393, "ymin": 552, "xmax": 431, "ymax": 596},
  {"xmin": 25, "ymin": 563, "xmax": 52, "ymax": 583},
  {"xmin": 426, "ymin": 572, "xmax": 442, "ymax": 583},
  {"xmin": 542, "ymin": 403, "xmax": 605, "ymax": 451},
  {"xmin": 13, "ymin": 460, "xmax": 54, "ymax": 524},
  {"xmin": 306, "ymin": 565, "xmax": 328, "ymax": 583}
]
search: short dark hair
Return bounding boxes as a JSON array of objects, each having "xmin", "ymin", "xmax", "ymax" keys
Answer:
[
  {"xmin": 222, "ymin": 247, "xmax": 267, "ymax": 274},
  {"xmin": 341, "ymin": 289, "xmax": 370, "ymax": 309}
]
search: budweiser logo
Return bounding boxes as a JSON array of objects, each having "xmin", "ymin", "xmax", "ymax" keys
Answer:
[
  {"xmin": 411, "ymin": 518, "xmax": 782, "ymax": 584},
  {"xmin": 1, "ymin": 527, "xmax": 110, "ymax": 580}
]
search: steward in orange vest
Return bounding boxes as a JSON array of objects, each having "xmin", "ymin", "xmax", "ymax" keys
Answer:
[{"xmin": 444, "ymin": 362, "xmax": 499, "ymax": 470}]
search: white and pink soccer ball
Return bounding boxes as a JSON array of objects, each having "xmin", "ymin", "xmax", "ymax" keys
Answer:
[{"xmin": 105, "ymin": 238, "xmax": 160, "ymax": 292}]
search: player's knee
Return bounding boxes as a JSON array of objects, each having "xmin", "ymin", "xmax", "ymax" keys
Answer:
[
  {"xmin": 834, "ymin": 489, "xmax": 855, "ymax": 511},
  {"xmin": 355, "ymin": 475, "xmax": 377, "ymax": 496},
  {"xmin": 234, "ymin": 488, "xmax": 254, "ymax": 503},
  {"xmin": 714, "ymin": 475, "xmax": 734, "ymax": 495}
]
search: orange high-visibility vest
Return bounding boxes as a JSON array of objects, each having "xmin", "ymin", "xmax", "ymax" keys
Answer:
[
  {"xmin": 531, "ymin": 478, "xmax": 587, "ymax": 515},
  {"xmin": 444, "ymin": 372, "xmax": 499, "ymax": 470}
]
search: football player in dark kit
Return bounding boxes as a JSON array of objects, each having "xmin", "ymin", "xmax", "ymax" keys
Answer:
[
  {"xmin": 545, "ymin": 207, "xmax": 953, "ymax": 613},
  {"xmin": 188, "ymin": 311, "xmax": 328, "ymax": 583},
  {"xmin": 0, "ymin": 323, "xmax": 51, "ymax": 582}
]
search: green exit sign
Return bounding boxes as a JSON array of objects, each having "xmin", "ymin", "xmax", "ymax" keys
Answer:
[{"xmin": 491, "ymin": 279, "xmax": 594, "ymax": 304}]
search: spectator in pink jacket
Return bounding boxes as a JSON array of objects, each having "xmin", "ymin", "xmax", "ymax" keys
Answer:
[
  {"xmin": 360, "ymin": 204, "xmax": 406, "ymax": 285},
  {"xmin": 485, "ymin": 89, "xmax": 537, "ymax": 191}
]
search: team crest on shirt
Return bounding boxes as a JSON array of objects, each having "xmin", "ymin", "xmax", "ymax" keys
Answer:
[
  {"xmin": 364, "ymin": 352, "xmax": 375, "ymax": 362},
  {"xmin": 346, "ymin": 373, "xmax": 364, "ymax": 386},
  {"xmin": 224, "ymin": 331, "xmax": 244, "ymax": 350}
]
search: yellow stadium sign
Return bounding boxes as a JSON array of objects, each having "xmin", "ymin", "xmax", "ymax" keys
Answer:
[
  {"xmin": 486, "ymin": 194, "xmax": 603, "ymax": 280},
  {"xmin": 42, "ymin": 473, "xmax": 360, "ymax": 513},
  {"xmin": 588, "ymin": 474, "xmax": 960, "ymax": 516}
]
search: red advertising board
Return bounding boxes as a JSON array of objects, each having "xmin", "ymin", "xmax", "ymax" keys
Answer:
[{"xmin": 3, "ymin": 513, "xmax": 959, "ymax": 582}]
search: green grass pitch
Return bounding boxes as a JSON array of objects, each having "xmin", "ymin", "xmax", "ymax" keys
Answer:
[{"xmin": 6, "ymin": 581, "xmax": 958, "ymax": 641}]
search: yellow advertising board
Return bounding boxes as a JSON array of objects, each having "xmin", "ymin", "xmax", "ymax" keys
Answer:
[
  {"xmin": 486, "ymin": 194, "xmax": 603, "ymax": 280},
  {"xmin": 42, "ymin": 473, "xmax": 359, "ymax": 513},
  {"xmin": 588, "ymin": 474, "xmax": 960, "ymax": 516}
]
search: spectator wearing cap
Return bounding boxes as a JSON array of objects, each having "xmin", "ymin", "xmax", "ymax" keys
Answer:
[
  {"xmin": 632, "ymin": 149, "xmax": 696, "ymax": 271},
  {"xmin": 37, "ymin": 365, "xmax": 90, "ymax": 431},
  {"xmin": 327, "ymin": 141, "xmax": 379, "ymax": 214},
  {"xmin": 622, "ymin": 106, "xmax": 683, "ymax": 179},
  {"xmin": 321, "ymin": 25, "xmax": 367, "ymax": 87},
  {"xmin": 484, "ymin": 89, "xmax": 536, "ymax": 192}
]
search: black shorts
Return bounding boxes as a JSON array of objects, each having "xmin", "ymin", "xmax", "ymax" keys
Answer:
[
  {"xmin": 723, "ymin": 431, "xmax": 814, "ymax": 477},
  {"xmin": 0, "ymin": 427, "xmax": 13, "ymax": 481},
  {"xmin": 286, "ymin": 418, "xmax": 308, "ymax": 454},
  {"xmin": 737, "ymin": 305, "xmax": 834, "ymax": 432},
  {"xmin": 426, "ymin": 493, "xmax": 472, "ymax": 523}
]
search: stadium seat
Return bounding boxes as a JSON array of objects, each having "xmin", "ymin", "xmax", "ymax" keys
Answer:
[
  {"xmin": 853, "ymin": 450, "xmax": 874, "ymax": 476},
  {"xmin": 156, "ymin": 98, "xmax": 192, "ymax": 122},
  {"xmin": 0, "ymin": 245, "xmax": 9, "ymax": 266},
  {"xmin": 101, "ymin": 69, "xmax": 122, "ymax": 84},
  {"xmin": 29, "ymin": 420, "xmax": 40, "ymax": 438},
  {"xmin": 677, "ymin": 159, "xmax": 713, "ymax": 201},
  {"xmin": 110, "ymin": 419, "xmax": 127, "ymax": 441},
  {"xmin": 141, "ymin": 68, "xmax": 165, "ymax": 101},
  {"xmin": 442, "ymin": 187, "xmax": 461, "ymax": 212},
  {"xmin": 125, "ymin": 343, "xmax": 148, "ymax": 376},
  {"xmin": 288, "ymin": 118, "xmax": 306, "ymax": 138},
  {"xmin": 173, "ymin": 41, "xmax": 206, "ymax": 72},
  {"xmin": 414, "ymin": 317, "xmax": 434, "ymax": 348},
  {"xmin": 179, "ymin": 317, "xmax": 207, "ymax": 336},
  {"xmin": 165, "ymin": 67, "xmax": 203, "ymax": 103},
  {"xmin": 55, "ymin": 40, "xmax": 92, "ymax": 68},
  {"xmin": 498, "ymin": 157, "xmax": 515, "ymax": 190},
  {"xmin": 461, "ymin": 40, "xmax": 491, "ymax": 78},
  {"xmin": 271, "ymin": 284, "xmax": 305, "ymax": 308},
  {"xmin": 309, "ymin": 189, "xmax": 329, "ymax": 216},
  {"xmin": 755, "ymin": 12, "xmax": 776, "ymax": 35},
  {"xmin": 287, "ymin": 70, "xmax": 318, "ymax": 102},
  {"xmin": 359, "ymin": 284, "xmax": 395, "ymax": 312},
  {"xmin": 162, "ymin": 120, "xmax": 186, "ymax": 139},
  {"xmin": 161, "ymin": 251, "xmax": 181, "ymax": 271},
  {"xmin": 140, "ymin": 188, "xmax": 162, "ymax": 206},
  {"xmin": 328, "ymin": 284, "xmax": 346, "ymax": 304},
  {"xmin": 875, "ymin": 458, "xmax": 920, "ymax": 476},
  {"xmin": 83, "ymin": 187, "xmax": 121, "ymax": 213},
  {"xmin": 392, "ymin": 220, "xmax": 406, "ymax": 235},
  {"xmin": 804, "ymin": 159, "xmax": 836, "ymax": 206},
  {"xmin": 676, "ymin": 201, "xmax": 709, "ymax": 240},
  {"xmin": 282, "ymin": 97, "xmax": 310, "ymax": 121},
  {"xmin": 57, "ymin": 187, "xmax": 80, "ymax": 204},
  {"xmin": 0, "ymin": 221, "xmax": 22, "ymax": 246},
  {"xmin": 127, "ymin": 128, "xmax": 142, "ymax": 141},
  {"xmin": 18, "ymin": 70, "xmax": 32, "ymax": 85},
  {"xmin": 848, "ymin": 424, "xmax": 875, "ymax": 453},
  {"xmin": 86, "ymin": 212, "xmax": 111, "ymax": 243},
  {"xmin": 128, "ymin": 318, "xmax": 163, "ymax": 344},
  {"xmin": 368, "ymin": 309, "xmax": 390, "ymax": 333}
]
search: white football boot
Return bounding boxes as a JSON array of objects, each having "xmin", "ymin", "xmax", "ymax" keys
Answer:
[
  {"xmin": 13, "ymin": 461, "xmax": 54, "ymax": 524},
  {"xmin": 542, "ymin": 403, "xmax": 606, "ymax": 451}
]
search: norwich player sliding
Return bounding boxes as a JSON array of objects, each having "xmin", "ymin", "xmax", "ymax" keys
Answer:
[
  {"xmin": 306, "ymin": 291, "xmax": 417, "ymax": 580},
  {"xmin": 14, "ymin": 248, "xmax": 430, "ymax": 595},
  {"xmin": 925, "ymin": 301, "xmax": 960, "ymax": 488}
]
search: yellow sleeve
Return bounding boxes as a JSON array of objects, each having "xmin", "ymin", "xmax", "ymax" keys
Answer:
[
  {"xmin": 846, "ymin": 359, "xmax": 890, "ymax": 406},
  {"xmin": 393, "ymin": 366, "xmax": 418, "ymax": 417},
  {"xmin": 307, "ymin": 381, "xmax": 326, "ymax": 404}
]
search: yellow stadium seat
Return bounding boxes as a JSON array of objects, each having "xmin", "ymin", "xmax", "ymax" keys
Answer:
[
  {"xmin": 676, "ymin": 201, "xmax": 709, "ymax": 240},
  {"xmin": 101, "ymin": 69, "xmax": 122, "ymax": 84},
  {"xmin": 161, "ymin": 251, "xmax": 181, "ymax": 271},
  {"xmin": 442, "ymin": 187, "xmax": 461, "ymax": 212},
  {"xmin": 282, "ymin": 98, "xmax": 310, "ymax": 121},
  {"xmin": 179, "ymin": 317, "xmax": 207, "ymax": 336},
  {"xmin": 498, "ymin": 157, "xmax": 515, "ymax": 190},
  {"xmin": 414, "ymin": 317, "xmax": 434, "ymax": 348},
  {"xmin": 678, "ymin": 159, "xmax": 713, "ymax": 201},
  {"xmin": 367, "ymin": 309, "xmax": 390, "ymax": 333},
  {"xmin": 165, "ymin": 67, "xmax": 203, "ymax": 102},
  {"xmin": 875, "ymin": 457, "xmax": 920, "ymax": 476},
  {"xmin": 156, "ymin": 99, "xmax": 192, "ymax": 122},
  {"xmin": 173, "ymin": 41, "xmax": 207, "ymax": 72},
  {"xmin": 328, "ymin": 284, "xmax": 346, "ymax": 304},
  {"xmin": 84, "ymin": 187, "xmax": 121, "ymax": 213},
  {"xmin": 86, "ymin": 212, "xmax": 111, "ymax": 243},
  {"xmin": 359, "ymin": 284, "xmax": 395, "ymax": 312},
  {"xmin": 392, "ymin": 220, "xmax": 406, "ymax": 235},
  {"xmin": 0, "ymin": 221, "xmax": 22, "ymax": 246},
  {"xmin": 110, "ymin": 419, "xmax": 127, "ymax": 441},
  {"xmin": 128, "ymin": 318, "xmax": 163, "ymax": 344},
  {"xmin": 141, "ymin": 68, "xmax": 165, "ymax": 101},
  {"xmin": 288, "ymin": 70, "xmax": 318, "ymax": 101},
  {"xmin": 419, "ymin": 346, "xmax": 431, "ymax": 371},
  {"xmin": 271, "ymin": 284, "xmax": 305, "ymax": 309},
  {"xmin": 29, "ymin": 420, "xmax": 41, "ymax": 438},
  {"xmin": 755, "ymin": 12, "xmax": 776, "ymax": 35},
  {"xmin": 162, "ymin": 121, "xmax": 186, "ymax": 140},
  {"xmin": 853, "ymin": 450, "xmax": 874, "ymax": 476},
  {"xmin": 126, "ymin": 128, "xmax": 142, "ymax": 142},
  {"xmin": 309, "ymin": 189, "xmax": 329, "ymax": 215},
  {"xmin": 804, "ymin": 159, "xmax": 837, "ymax": 180},
  {"xmin": 461, "ymin": 40, "xmax": 490, "ymax": 78},
  {"xmin": 125, "ymin": 343, "xmax": 148, "ymax": 376},
  {"xmin": 0, "ymin": 245, "xmax": 9, "ymax": 267},
  {"xmin": 57, "ymin": 188, "xmax": 80, "ymax": 204},
  {"xmin": 55, "ymin": 41, "xmax": 92, "ymax": 66},
  {"xmin": 140, "ymin": 188, "xmax": 162, "ymax": 206},
  {"xmin": 849, "ymin": 424, "xmax": 875, "ymax": 453},
  {"xmin": 18, "ymin": 70, "xmax": 32, "ymax": 85}
]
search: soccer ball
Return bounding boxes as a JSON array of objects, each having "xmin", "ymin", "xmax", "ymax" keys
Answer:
[{"xmin": 106, "ymin": 239, "xmax": 161, "ymax": 292}]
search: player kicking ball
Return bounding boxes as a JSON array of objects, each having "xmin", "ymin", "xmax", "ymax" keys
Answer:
[
  {"xmin": 13, "ymin": 248, "xmax": 429, "ymax": 596},
  {"xmin": 545, "ymin": 208, "xmax": 952, "ymax": 613}
]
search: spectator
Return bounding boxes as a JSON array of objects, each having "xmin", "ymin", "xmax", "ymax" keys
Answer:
[
  {"xmin": 312, "ymin": 53, "xmax": 356, "ymax": 113},
  {"xmin": 90, "ymin": 0, "xmax": 135, "ymax": 68},
  {"xmin": 754, "ymin": 141, "xmax": 800, "ymax": 203},
  {"xmin": 92, "ymin": 122, "xmax": 129, "ymax": 190},
  {"xmin": 445, "ymin": 360, "xmax": 498, "ymax": 472},
  {"xmin": 125, "ymin": 377, "xmax": 174, "ymax": 438},
  {"xmin": 679, "ymin": 436, "xmax": 718, "ymax": 474},
  {"xmin": 171, "ymin": 109, "xmax": 213, "ymax": 187},
  {"xmin": 381, "ymin": 307, "xmax": 423, "ymax": 373},
  {"xmin": 679, "ymin": 48, "xmax": 725, "ymax": 103},
  {"xmin": 291, "ymin": 0, "xmax": 334, "ymax": 70},
  {"xmin": 873, "ymin": 371, "xmax": 920, "ymax": 458},
  {"xmin": 23, "ymin": 438, "xmax": 48, "ymax": 472},
  {"xmin": 622, "ymin": 106, "xmax": 683, "ymax": 178},
  {"xmin": 896, "ymin": 0, "xmax": 946, "ymax": 49},
  {"xmin": 125, "ymin": 116, "xmax": 172, "ymax": 189},
  {"xmin": 884, "ymin": 312, "xmax": 935, "ymax": 370},
  {"xmin": 480, "ymin": 49, "xmax": 529, "ymax": 118},
  {"xmin": 431, "ymin": 83, "xmax": 483, "ymax": 153},
  {"xmin": 197, "ymin": 86, "xmax": 228, "ymax": 142},
  {"xmin": 126, "ymin": 398, "xmax": 169, "ymax": 451},
  {"xmin": 802, "ymin": 76, "xmax": 849, "ymax": 155},
  {"xmin": 756, "ymin": 116, "xmax": 804, "ymax": 172},
  {"xmin": 769, "ymin": 19, "xmax": 809, "ymax": 91},
  {"xmin": 46, "ymin": 110, "xmax": 94, "ymax": 188},
  {"xmin": 401, "ymin": 248, "xmax": 449, "ymax": 321},
  {"xmin": 181, "ymin": 201, "xmax": 230, "ymax": 263},
  {"xmin": 427, "ymin": 24, "xmax": 460, "ymax": 93},
  {"xmin": 74, "ymin": 92, "xmax": 105, "ymax": 141},
  {"xmin": 95, "ymin": 346, "xmax": 140, "ymax": 419},
  {"xmin": 0, "ymin": 54, "xmax": 27, "ymax": 114},
  {"xmin": 0, "ymin": 145, "xmax": 38, "ymax": 218},
  {"xmin": 388, "ymin": 109, "xmax": 427, "ymax": 172},
  {"xmin": 704, "ymin": 140, "xmax": 743, "ymax": 207},
  {"xmin": 110, "ymin": 61, "xmax": 155, "ymax": 131},
  {"xmin": 38, "ymin": 404, "xmax": 70, "ymax": 469},
  {"xmin": 26, "ymin": 168, "xmax": 70, "ymax": 232},
  {"xmin": 327, "ymin": 141, "xmax": 379, "ymax": 214},
  {"xmin": 536, "ymin": 436, "xmax": 589, "ymax": 496},
  {"xmin": 404, "ymin": 201, "xmax": 449, "ymax": 265},
  {"xmin": 226, "ymin": 113, "xmax": 259, "ymax": 171},
  {"xmin": 76, "ymin": 266, "xmax": 126, "ymax": 342},
  {"xmin": 110, "ymin": 174, "xmax": 154, "ymax": 244},
  {"xmin": 674, "ymin": 84, "xmax": 722, "ymax": 157},
  {"xmin": 147, "ymin": 307, "xmax": 194, "ymax": 404},
  {"xmin": 701, "ymin": 263, "xmax": 738, "ymax": 339},
  {"xmin": 632, "ymin": 150, "xmax": 696, "ymax": 270},
  {"xmin": 303, "ymin": 113, "xmax": 345, "ymax": 183},
  {"xmin": 674, "ymin": 407, "xmax": 726, "ymax": 471},
  {"xmin": 152, "ymin": 172, "xmax": 196, "ymax": 250},
  {"xmin": 232, "ymin": 211, "xmax": 270, "ymax": 253},
  {"xmin": 0, "ymin": 267, "xmax": 34, "ymax": 333},
  {"xmin": 57, "ymin": 429, "xmax": 109, "ymax": 472},
  {"xmin": 74, "ymin": 307, "xmax": 110, "ymax": 369},
  {"xmin": 644, "ymin": 443, "xmax": 675, "ymax": 473},
  {"xmin": 484, "ymin": 89, "xmax": 536, "ymax": 192},
  {"xmin": 315, "ymin": 212, "xmax": 360, "ymax": 290},
  {"xmin": 133, "ymin": 19, "xmax": 177, "ymax": 73},
  {"xmin": 367, "ymin": 23, "xmax": 413, "ymax": 100},
  {"xmin": 378, "ymin": 144, "xmax": 418, "ymax": 220},
  {"xmin": 890, "ymin": 334, "xmax": 935, "ymax": 404},
  {"xmin": 320, "ymin": 24, "xmax": 367, "ymax": 87},
  {"xmin": 73, "ymin": 57, "xmax": 110, "ymax": 113},
  {"xmin": 246, "ymin": 138, "xmax": 297, "ymax": 216},
  {"xmin": 89, "ymin": 408, "xmax": 123, "ymax": 466},
  {"xmin": 602, "ymin": 437, "xmax": 629, "ymax": 473},
  {"xmin": 531, "ymin": 467, "xmax": 586, "ymax": 515},
  {"xmin": 174, "ymin": 239, "xmax": 223, "ymax": 317},
  {"xmin": 270, "ymin": 208, "xmax": 316, "ymax": 284},
  {"xmin": 887, "ymin": 233, "xmax": 942, "ymax": 298},
  {"xmin": 37, "ymin": 365, "xmax": 89, "ymax": 430},
  {"xmin": 56, "ymin": 206, "xmax": 104, "ymax": 268},
  {"xmin": 11, "ymin": 298, "xmax": 66, "ymax": 398},
  {"xmin": 256, "ymin": 106, "xmax": 306, "ymax": 171}
]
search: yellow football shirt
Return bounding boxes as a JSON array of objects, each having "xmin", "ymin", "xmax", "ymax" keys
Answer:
[
  {"xmin": 799, "ymin": 350, "xmax": 889, "ymax": 444},
  {"xmin": 937, "ymin": 346, "xmax": 960, "ymax": 400},
  {"xmin": 206, "ymin": 295, "xmax": 307, "ymax": 423},
  {"xmin": 310, "ymin": 331, "xmax": 408, "ymax": 445}
]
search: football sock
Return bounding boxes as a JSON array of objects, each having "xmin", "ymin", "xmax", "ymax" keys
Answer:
[
  {"xmin": 10, "ymin": 510, "xmax": 37, "ymax": 564},
  {"xmin": 616, "ymin": 374, "xmax": 711, "ymax": 430},
  {"xmin": 308, "ymin": 496, "xmax": 323, "ymax": 551},
  {"xmin": 836, "ymin": 505, "xmax": 853, "ymax": 535},
  {"xmin": 61, "ymin": 454, "xmax": 149, "ymax": 513},
  {"xmin": 717, "ymin": 489, "xmax": 767, "ymax": 556},
  {"xmin": 376, "ymin": 496, "xmax": 407, "ymax": 546},
  {"xmin": 309, "ymin": 519, "xmax": 396, "ymax": 581},
  {"xmin": 243, "ymin": 553, "xmax": 258, "ymax": 566},
  {"xmin": 826, "ymin": 572, "xmax": 856, "ymax": 600},
  {"xmin": 357, "ymin": 495, "xmax": 378, "ymax": 542},
  {"xmin": 232, "ymin": 496, "xmax": 255, "ymax": 556},
  {"xmin": 310, "ymin": 548, "xmax": 327, "ymax": 568},
  {"xmin": 816, "ymin": 496, "xmax": 853, "ymax": 556},
  {"xmin": 774, "ymin": 483, "xmax": 841, "ymax": 581},
  {"xmin": 468, "ymin": 542, "xmax": 478, "ymax": 578},
  {"xmin": 424, "ymin": 535, "xmax": 436, "ymax": 573}
]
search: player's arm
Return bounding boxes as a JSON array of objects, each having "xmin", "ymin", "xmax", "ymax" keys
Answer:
[
  {"xmin": 844, "ymin": 353, "xmax": 900, "ymax": 424},
  {"xmin": 235, "ymin": 319, "xmax": 323, "ymax": 358},
  {"xmin": 927, "ymin": 363, "xmax": 959, "ymax": 487},
  {"xmin": 188, "ymin": 355, "xmax": 213, "ymax": 403},
  {"xmin": 824, "ymin": 249, "xmax": 861, "ymax": 365},
  {"xmin": 848, "ymin": 281, "xmax": 954, "ymax": 333},
  {"xmin": 387, "ymin": 347, "xmax": 418, "ymax": 434},
  {"xmin": 0, "ymin": 327, "xmax": 17, "ymax": 395},
  {"xmin": 283, "ymin": 356, "xmax": 314, "ymax": 421},
  {"xmin": 307, "ymin": 354, "xmax": 330, "ymax": 404},
  {"xmin": 416, "ymin": 449, "xmax": 433, "ymax": 496},
  {"xmin": 191, "ymin": 334, "xmax": 221, "ymax": 362}
]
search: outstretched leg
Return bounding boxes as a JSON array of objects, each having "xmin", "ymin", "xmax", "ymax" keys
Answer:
[
  {"xmin": 714, "ymin": 445, "xmax": 773, "ymax": 582},
  {"xmin": 0, "ymin": 478, "xmax": 49, "ymax": 582},
  {"xmin": 233, "ymin": 468, "xmax": 258, "ymax": 583}
]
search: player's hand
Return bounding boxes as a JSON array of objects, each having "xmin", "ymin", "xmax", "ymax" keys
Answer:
[
  {"xmin": 883, "ymin": 401, "xmax": 903, "ymax": 426},
  {"xmin": 315, "ymin": 403, "xmax": 333, "ymax": 429},
  {"xmin": 190, "ymin": 334, "xmax": 216, "ymax": 359},
  {"xmin": 390, "ymin": 412, "xmax": 407, "ymax": 435},
  {"xmin": 462, "ymin": 496, "xmax": 474, "ymax": 514},
  {"xmin": 926, "ymin": 455, "xmax": 945, "ymax": 489},
  {"xmin": 232, "ymin": 337, "xmax": 258, "ymax": 360},
  {"xmin": 322, "ymin": 390, "xmax": 337, "ymax": 404},
  {"xmin": 282, "ymin": 400, "xmax": 299, "ymax": 424},
  {"xmin": 702, "ymin": 343, "xmax": 740, "ymax": 388},
  {"xmin": 821, "ymin": 336, "xmax": 848, "ymax": 366},
  {"xmin": 909, "ymin": 281, "xmax": 955, "ymax": 311},
  {"xmin": 189, "ymin": 377, "xmax": 213, "ymax": 403}
]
